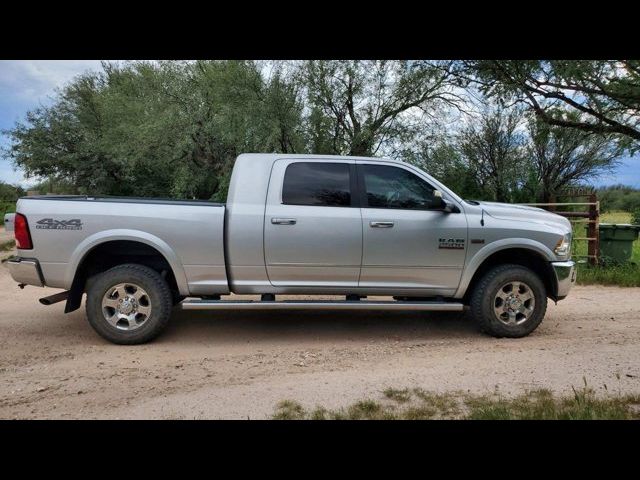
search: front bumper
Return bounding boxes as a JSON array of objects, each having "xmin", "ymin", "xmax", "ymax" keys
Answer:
[
  {"xmin": 6, "ymin": 257, "xmax": 44, "ymax": 287},
  {"xmin": 551, "ymin": 260, "xmax": 576, "ymax": 300}
]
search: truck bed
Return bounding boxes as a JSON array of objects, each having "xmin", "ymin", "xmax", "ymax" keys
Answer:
[{"xmin": 16, "ymin": 195, "xmax": 229, "ymax": 296}]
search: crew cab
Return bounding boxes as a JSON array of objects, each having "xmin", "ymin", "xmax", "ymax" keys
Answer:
[{"xmin": 6, "ymin": 154, "xmax": 576, "ymax": 344}]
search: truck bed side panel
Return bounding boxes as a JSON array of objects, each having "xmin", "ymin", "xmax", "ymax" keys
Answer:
[{"xmin": 16, "ymin": 198, "xmax": 229, "ymax": 295}]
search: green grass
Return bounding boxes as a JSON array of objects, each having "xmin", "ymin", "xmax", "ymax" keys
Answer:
[
  {"xmin": 466, "ymin": 388, "xmax": 633, "ymax": 420},
  {"xmin": 383, "ymin": 387, "xmax": 413, "ymax": 403},
  {"xmin": 272, "ymin": 383, "xmax": 640, "ymax": 420},
  {"xmin": 272, "ymin": 400, "xmax": 306, "ymax": 420},
  {"xmin": 0, "ymin": 239, "xmax": 15, "ymax": 251},
  {"xmin": 599, "ymin": 211, "xmax": 634, "ymax": 224},
  {"xmin": 573, "ymin": 211, "xmax": 640, "ymax": 287},
  {"xmin": 576, "ymin": 262, "xmax": 640, "ymax": 287}
]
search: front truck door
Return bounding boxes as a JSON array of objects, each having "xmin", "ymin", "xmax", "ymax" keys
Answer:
[
  {"xmin": 357, "ymin": 162, "xmax": 467, "ymax": 295},
  {"xmin": 264, "ymin": 159, "xmax": 362, "ymax": 288}
]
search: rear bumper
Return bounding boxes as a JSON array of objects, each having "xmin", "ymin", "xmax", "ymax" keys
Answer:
[
  {"xmin": 7, "ymin": 257, "xmax": 44, "ymax": 287},
  {"xmin": 551, "ymin": 260, "xmax": 576, "ymax": 300}
]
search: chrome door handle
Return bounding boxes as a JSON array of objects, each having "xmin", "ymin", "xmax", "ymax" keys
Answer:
[
  {"xmin": 370, "ymin": 221, "xmax": 394, "ymax": 228},
  {"xmin": 271, "ymin": 218, "xmax": 297, "ymax": 225}
]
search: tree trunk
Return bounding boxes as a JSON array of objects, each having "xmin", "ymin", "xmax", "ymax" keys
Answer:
[
  {"xmin": 494, "ymin": 180, "xmax": 507, "ymax": 203},
  {"xmin": 539, "ymin": 182, "xmax": 553, "ymax": 203},
  {"xmin": 349, "ymin": 131, "xmax": 374, "ymax": 157}
]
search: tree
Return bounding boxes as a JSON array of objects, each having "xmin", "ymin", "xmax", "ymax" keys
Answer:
[
  {"xmin": 3, "ymin": 61, "xmax": 305, "ymax": 200},
  {"xmin": 403, "ymin": 141, "xmax": 486, "ymax": 200},
  {"xmin": 597, "ymin": 185, "xmax": 640, "ymax": 213},
  {"xmin": 0, "ymin": 181, "xmax": 25, "ymax": 201},
  {"xmin": 526, "ymin": 115, "xmax": 623, "ymax": 202},
  {"xmin": 457, "ymin": 106, "xmax": 527, "ymax": 202},
  {"xmin": 462, "ymin": 60, "xmax": 640, "ymax": 153},
  {"xmin": 299, "ymin": 60, "xmax": 462, "ymax": 156}
]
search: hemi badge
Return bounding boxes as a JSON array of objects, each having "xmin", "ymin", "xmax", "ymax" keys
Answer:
[{"xmin": 471, "ymin": 239, "xmax": 485, "ymax": 244}]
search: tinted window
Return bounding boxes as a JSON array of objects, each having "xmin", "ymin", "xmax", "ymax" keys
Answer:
[
  {"xmin": 362, "ymin": 164, "xmax": 437, "ymax": 210},
  {"xmin": 282, "ymin": 162, "xmax": 352, "ymax": 207}
]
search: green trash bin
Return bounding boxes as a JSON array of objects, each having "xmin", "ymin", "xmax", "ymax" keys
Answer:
[{"xmin": 596, "ymin": 224, "xmax": 640, "ymax": 264}]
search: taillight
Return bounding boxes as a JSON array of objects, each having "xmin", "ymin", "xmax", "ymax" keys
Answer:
[{"xmin": 14, "ymin": 213, "xmax": 33, "ymax": 250}]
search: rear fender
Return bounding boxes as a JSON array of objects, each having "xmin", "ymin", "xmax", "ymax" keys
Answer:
[{"xmin": 66, "ymin": 229, "xmax": 189, "ymax": 295}]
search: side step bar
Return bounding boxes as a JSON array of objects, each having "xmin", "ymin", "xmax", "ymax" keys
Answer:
[
  {"xmin": 39, "ymin": 290, "xmax": 70, "ymax": 306},
  {"xmin": 181, "ymin": 300, "xmax": 464, "ymax": 311}
]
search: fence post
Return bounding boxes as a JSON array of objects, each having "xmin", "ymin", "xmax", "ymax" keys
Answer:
[{"xmin": 587, "ymin": 193, "xmax": 599, "ymax": 265}]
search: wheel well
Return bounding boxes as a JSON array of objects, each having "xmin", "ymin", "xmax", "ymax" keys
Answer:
[
  {"xmin": 463, "ymin": 248, "xmax": 557, "ymax": 303},
  {"xmin": 65, "ymin": 240, "xmax": 179, "ymax": 313}
]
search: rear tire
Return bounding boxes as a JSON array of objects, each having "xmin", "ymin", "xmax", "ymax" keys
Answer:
[
  {"xmin": 469, "ymin": 264, "xmax": 547, "ymax": 338},
  {"xmin": 85, "ymin": 263, "xmax": 173, "ymax": 345}
]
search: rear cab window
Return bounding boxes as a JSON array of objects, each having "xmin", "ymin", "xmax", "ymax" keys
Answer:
[{"xmin": 282, "ymin": 162, "xmax": 355, "ymax": 207}]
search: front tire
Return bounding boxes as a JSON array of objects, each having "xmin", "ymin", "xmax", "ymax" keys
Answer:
[
  {"xmin": 85, "ymin": 264, "xmax": 173, "ymax": 344},
  {"xmin": 469, "ymin": 264, "xmax": 547, "ymax": 338}
]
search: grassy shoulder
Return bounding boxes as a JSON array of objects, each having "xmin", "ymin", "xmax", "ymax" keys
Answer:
[
  {"xmin": 574, "ymin": 211, "xmax": 640, "ymax": 287},
  {"xmin": 273, "ymin": 383, "xmax": 640, "ymax": 420},
  {"xmin": 1, "ymin": 239, "xmax": 15, "ymax": 251},
  {"xmin": 576, "ymin": 263, "xmax": 640, "ymax": 287}
]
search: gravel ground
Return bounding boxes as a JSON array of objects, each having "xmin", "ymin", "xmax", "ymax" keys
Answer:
[{"xmin": 1, "ymin": 260, "xmax": 639, "ymax": 419}]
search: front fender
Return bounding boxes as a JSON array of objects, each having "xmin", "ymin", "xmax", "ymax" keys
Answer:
[
  {"xmin": 454, "ymin": 238, "xmax": 556, "ymax": 299},
  {"xmin": 65, "ymin": 229, "xmax": 189, "ymax": 295}
]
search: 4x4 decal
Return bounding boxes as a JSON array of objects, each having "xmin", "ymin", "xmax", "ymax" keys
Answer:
[{"xmin": 36, "ymin": 218, "xmax": 83, "ymax": 230}]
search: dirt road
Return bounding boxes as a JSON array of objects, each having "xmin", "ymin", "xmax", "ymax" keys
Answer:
[{"xmin": 1, "ymin": 261, "xmax": 639, "ymax": 419}]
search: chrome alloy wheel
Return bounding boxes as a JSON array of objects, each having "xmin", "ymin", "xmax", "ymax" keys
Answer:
[
  {"xmin": 101, "ymin": 283, "xmax": 151, "ymax": 331},
  {"xmin": 493, "ymin": 281, "xmax": 535, "ymax": 326}
]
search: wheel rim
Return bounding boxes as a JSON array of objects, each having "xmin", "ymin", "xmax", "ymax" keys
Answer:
[
  {"xmin": 101, "ymin": 283, "xmax": 152, "ymax": 331},
  {"xmin": 493, "ymin": 281, "xmax": 535, "ymax": 326}
]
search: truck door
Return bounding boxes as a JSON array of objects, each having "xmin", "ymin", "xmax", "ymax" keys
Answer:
[
  {"xmin": 357, "ymin": 162, "xmax": 467, "ymax": 295},
  {"xmin": 264, "ymin": 159, "xmax": 362, "ymax": 287}
]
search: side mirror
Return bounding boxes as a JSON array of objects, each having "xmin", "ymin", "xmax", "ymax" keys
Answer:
[
  {"xmin": 441, "ymin": 200, "xmax": 459, "ymax": 213},
  {"xmin": 432, "ymin": 190, "xmax": 459, "ymax": 213}
]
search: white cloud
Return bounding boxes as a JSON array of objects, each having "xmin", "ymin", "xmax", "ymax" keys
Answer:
[
  {"xmin": 0, "ymin": 60, "xmax": 104, "ymax": 104},
  {"xmin": 0, "ymin": 60, "xmax": 106, "ymax": 185},
  {"xmin": 0, "ymin": 159, "xmax": 28, "ymax": 185}
]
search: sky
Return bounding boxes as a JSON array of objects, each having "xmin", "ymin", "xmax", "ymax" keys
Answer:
[
  {"xmin": 0, "ymin": 60, "xmax": 103, "ymax": 185},
  {"xmin": 0, "ymin": 60, "xmax": 639, "ymax": 188}
]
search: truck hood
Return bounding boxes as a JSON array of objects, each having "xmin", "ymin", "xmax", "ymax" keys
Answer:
[{"xmin": 478, "ymin": 201, "xmax": 571, "ymax": 231}]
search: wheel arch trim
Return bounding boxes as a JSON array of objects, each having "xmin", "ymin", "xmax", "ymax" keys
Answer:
[
  {"xmin": 65, "ymin": 229, "xmax": 189, "ymax": 296},
  {"xmin": 454, "ymin": 239, "xmax": 555, "ymax": 299}
]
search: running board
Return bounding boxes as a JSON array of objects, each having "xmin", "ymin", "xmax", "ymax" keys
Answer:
[{"xmin": 180, "ymin": 300, "xmax": 464, "ymax": 311}]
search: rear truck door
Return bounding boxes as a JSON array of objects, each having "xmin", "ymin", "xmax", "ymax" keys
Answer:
[
  {"xmin": 264, "ymin": 158, "xmax": 362, "ymax": 287},
  {"xmin": 357, "ymin": 161, "xmax": 467, "ymax": 295}
]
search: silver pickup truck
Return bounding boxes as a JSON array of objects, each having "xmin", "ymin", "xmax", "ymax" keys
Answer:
[{"xmin": 6, "ymin": 153, "xmax": 576, "ymax": 344}]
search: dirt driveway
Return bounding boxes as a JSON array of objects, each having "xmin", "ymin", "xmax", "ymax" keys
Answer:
[{"xmin": 1, "ymin": 261, "xmax": 639, "ymax": 419}]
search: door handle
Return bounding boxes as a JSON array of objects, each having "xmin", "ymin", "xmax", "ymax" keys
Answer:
[
  {"xmin": 370, "ymin": 221, "xmax": 394, "ymax": 228},
  {"xmin": 271, "ymin": 218, "xmax": 297, "ymax": 225}
]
